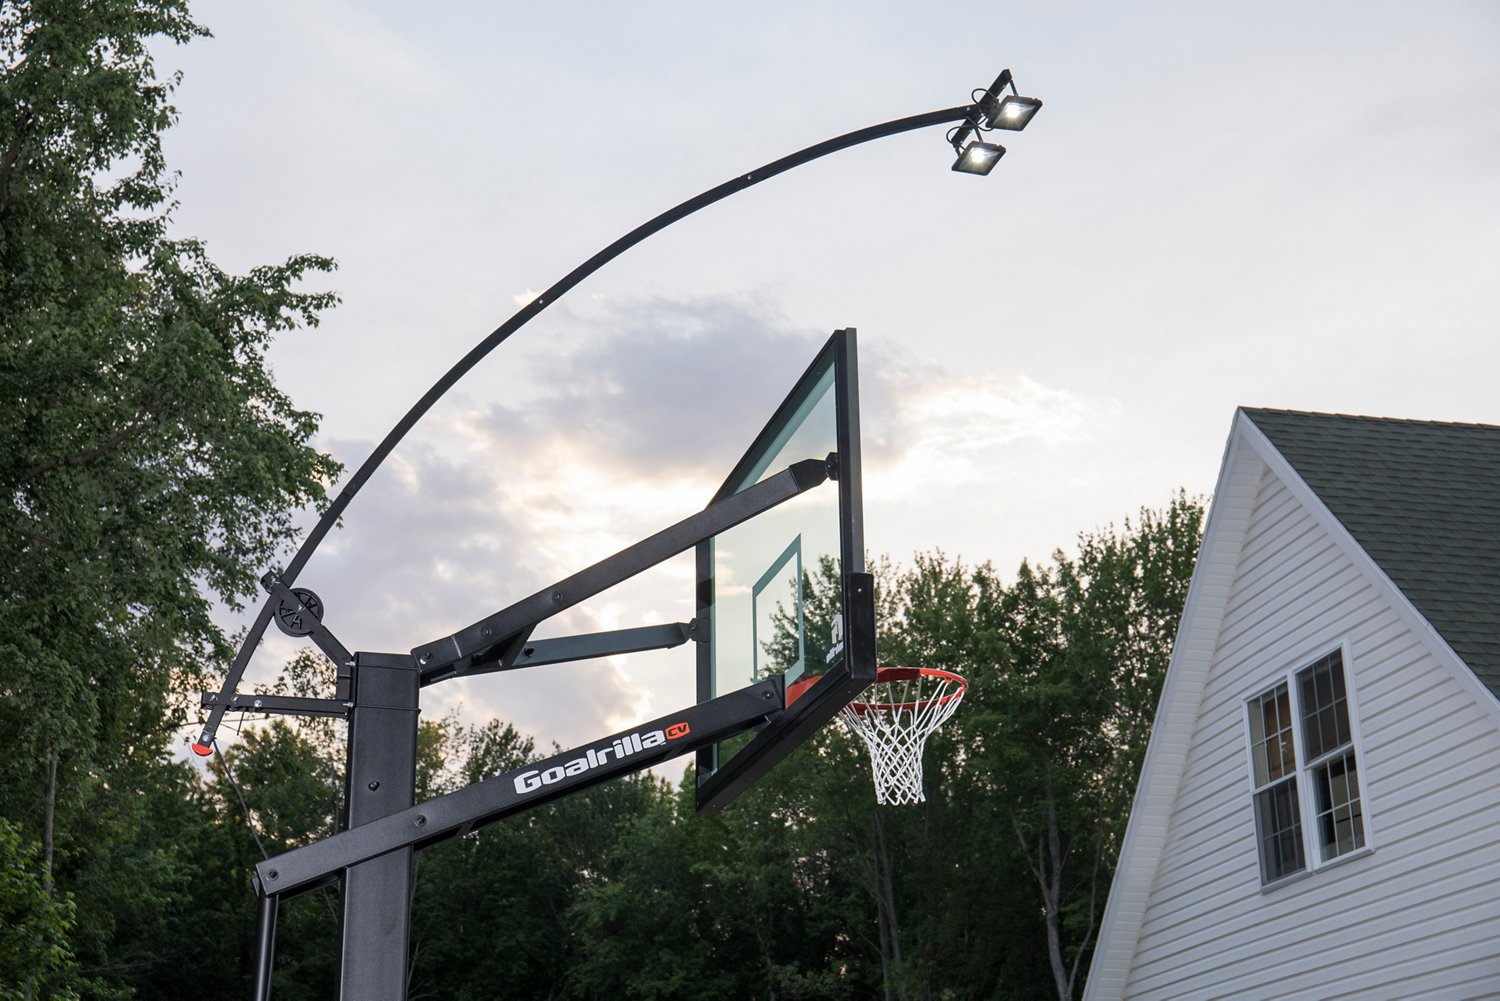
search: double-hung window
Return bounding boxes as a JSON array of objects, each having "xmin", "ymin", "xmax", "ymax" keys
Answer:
[{"xmin": 1245, "ymin": 647, "xmax": 1369, "ymax": 886}]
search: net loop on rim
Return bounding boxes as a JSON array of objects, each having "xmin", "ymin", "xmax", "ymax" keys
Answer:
[{"xmin": 839, "ymin": 666, "xmax": 967, "ymax": 805}]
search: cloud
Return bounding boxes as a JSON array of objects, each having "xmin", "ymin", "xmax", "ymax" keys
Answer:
[
  {"xmin": 478, "ymin": 294, "xmax": 831, "ymax": 482},
  {"xmin": 862, "ymin": 354, "xmax": 1122, "ymax": 500}
]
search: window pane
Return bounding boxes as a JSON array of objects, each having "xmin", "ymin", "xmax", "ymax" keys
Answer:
[
  {"xmin": 1298, "ymin": 652, "xmax": 1352, "ymax": 762},
  {"xmin": 1254, "ymin": 777, "xmax": 1305, "ymax": 882},
  {"xmin": 1313, "ymin": 751, "xmax": 1366, "ymax": 861},
  {"xmin": 1248, "ymin": 684, "xmax": 1295, "ymax": 786}
]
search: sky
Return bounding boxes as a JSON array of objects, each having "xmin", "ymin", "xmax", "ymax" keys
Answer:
[{"xmin": 157, "ymin": 1, "xmax": 1500, "ymax": 768}]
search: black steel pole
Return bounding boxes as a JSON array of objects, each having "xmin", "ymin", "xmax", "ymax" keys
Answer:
[
  {"xmin": 337, "ymin": 653, "xmax": 420, "ymax": 1000},
  {"xmin": 252, "ymin": 890, "xmax": 278, "ymax": 1001},
  {"xmin": 195, "ymin": 101, "xmax": 981, "ymax": 752}
]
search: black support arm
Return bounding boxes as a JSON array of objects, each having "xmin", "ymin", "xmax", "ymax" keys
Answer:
[
  {"xmin": 199, "ymin": 692, "xmax": 352, "ymax": 719},
  {"xmin": 422, "ymin": 622, "xmax": 693, "ymax": 686},
  {"xmin": 414, "ymin": 455, "xmax": 832, "ymax": 683},
  {"xmin": 254, "ymin": 678, "xmax": 784, "ymax": 900}
]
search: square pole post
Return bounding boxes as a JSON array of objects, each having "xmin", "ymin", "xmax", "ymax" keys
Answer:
[{"xmin": 338, "ymin": 652, "xmax": 420, "ymax": 999}]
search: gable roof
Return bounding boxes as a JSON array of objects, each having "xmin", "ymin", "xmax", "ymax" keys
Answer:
[{"xmin": 1240, "ymin": 408, "xmax": 1500, "ymax": 701}]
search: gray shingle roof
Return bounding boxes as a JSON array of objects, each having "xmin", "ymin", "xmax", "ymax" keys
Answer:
[{"xmin": 1243, "ymin": 408, "xmax": 1500, "ymax": 702}]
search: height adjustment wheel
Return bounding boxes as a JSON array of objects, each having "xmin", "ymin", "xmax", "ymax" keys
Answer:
[{"xmin": 274, "ymin": 588, "xmax": 324, "ymax": 637}]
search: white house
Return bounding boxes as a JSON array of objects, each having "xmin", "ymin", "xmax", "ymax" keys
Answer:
[{"xmin": 1085, "ymin": 408, "xmax": 1500, "ymax": 1000}]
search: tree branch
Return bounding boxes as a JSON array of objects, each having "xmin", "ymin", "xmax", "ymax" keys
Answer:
[
  {"xmin": 4, "ymin": 406, "xmax": 161, "ymax": 493},
  {"xmin": 0, "ymin": 108, "xmax": 35, "ymax": 214}
]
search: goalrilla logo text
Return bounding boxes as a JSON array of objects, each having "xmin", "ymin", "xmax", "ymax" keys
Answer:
[{"xmin": 513, "ymin": 722, "xmax": 691, "ymax": 795}]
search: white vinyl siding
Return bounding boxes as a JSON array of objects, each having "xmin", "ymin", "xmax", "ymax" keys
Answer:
[{"xmin": 1120, "ymin": 467, "xmax": 1500, "ymax": 998}]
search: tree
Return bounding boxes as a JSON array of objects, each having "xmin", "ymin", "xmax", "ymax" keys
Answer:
[
  {"xmin": 983, "ymin": 494, "xmax": 1203, "ymax": 1000},
  {"xmin": 1, "ymin": 2, "xmax": 338, "ymax": 993},
  {"xmin": 0, "ymin": 818, "xmax": 79, "ymax": 1000}
]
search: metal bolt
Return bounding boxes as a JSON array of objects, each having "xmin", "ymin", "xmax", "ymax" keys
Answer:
[
  {"xmin": 418, "ymin": 651, "xmax": 431, "ymax": 665},
  {"xmin": 253, "ymin": 699, "xmax": 263, "ymax": 709},
  {"xmin": 344, "ymin": 658, "xmax": 356, "ymax": 668},
  {"xmin": 481, "ymin": 626, "xmax": 491, "ymax": 637},
  {"xmin": 206, "ymin": 693, "xmax": 217, "ymax": 702},
  {"xmin": 230, "ymin": 694, "xmax": 240, "ymax": 703},
  {"xmin": 551, "ymin": 591, "xmax": 563, "ymax": 603},
  {"xmin": 267, "ymin": 869, "xmax": 279, "ymax": 880},
  {"xmin": 414, "ymin": 815, "xmax": 427, "ymax": 828},
  {"xmin": 367, "ymin": 780, "xmax": 380, "ymax": 791},
  {"xmin": 763, "ymin": 690, "xmax": 774, "ymax": 700}
]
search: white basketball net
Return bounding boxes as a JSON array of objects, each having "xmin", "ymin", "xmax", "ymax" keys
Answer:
[{"xmin": 839, "ymin": 668, "xmax": 967, "ymax": 805}]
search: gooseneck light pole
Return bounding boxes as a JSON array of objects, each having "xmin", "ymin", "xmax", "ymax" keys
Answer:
[
  {"xmin": 203, "ymin": 69, "xmax": 1041, "ymax": 1001},
  {"xmin": 194, "ymin": 70, "xmax": 1040, "ymax": 756}
]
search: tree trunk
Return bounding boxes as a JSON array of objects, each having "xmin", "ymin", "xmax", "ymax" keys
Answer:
[
  {"xmin": 872, "ymin": 805, "xmax": 903, "ymax": 1001},
  {"xmin": 26, "ymin": 749, "xmax": 59, "ymax": 1001},
  {"xmin": 1044, "ymin": 798, "xmax": 1069, "ymax": 1001},
  {"xmin": 1012, "ymin": 791, "xmax": 1074, "ymax": 1001},
  {"xmin": 875, "ymin": 902, "xmax": 893, "ymax": 1001},
  {"xmin": 41, "ymin": 749, "xmax": 57, "ymax": 895}
]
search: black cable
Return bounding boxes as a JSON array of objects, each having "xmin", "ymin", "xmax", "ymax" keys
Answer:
[{"xmin": 213, "ymin": 742, "xmax": 270, "ymax": 861}]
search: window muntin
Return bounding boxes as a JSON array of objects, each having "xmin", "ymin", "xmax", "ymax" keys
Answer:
[{"xmin": 1245, "ymin": 647, "xmax": 1368, "ymax": 886}]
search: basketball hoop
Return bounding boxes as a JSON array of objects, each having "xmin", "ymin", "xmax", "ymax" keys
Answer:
[{"xmin": 839, "ymin": 667, "xmax": 967, "ymax": 805}]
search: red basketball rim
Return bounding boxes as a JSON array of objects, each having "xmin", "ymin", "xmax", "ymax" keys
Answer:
[{"xmin": 845, "ymin": 666, "xmax": 967, "ymax": 714}]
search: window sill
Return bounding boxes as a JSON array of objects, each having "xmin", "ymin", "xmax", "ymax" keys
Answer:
[{"xmin": 1259, "ymin": 845, "xmax": 1374, "ymax": 894}]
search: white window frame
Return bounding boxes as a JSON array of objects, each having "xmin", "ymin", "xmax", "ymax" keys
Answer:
[{"xmin": 1241, "ymin": 638, "xmax": 1375, "ymax": 888}]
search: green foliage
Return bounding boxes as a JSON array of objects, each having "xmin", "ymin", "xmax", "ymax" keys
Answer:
[
  {"xmin": 0, "ymin": 0, "xmax": 340, "ymax": 797},
  {"xmin": 0, "ymin": 3, "xmax": 339, "ymax": 997},
  {"xmin": 0, "ymin": 819, "xmax": 79, "ymax": 1000}
]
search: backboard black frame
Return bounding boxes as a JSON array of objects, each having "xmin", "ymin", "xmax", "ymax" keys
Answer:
[{"xmin": 695, "ymin": 328, "xmax": 877, "ymax": 812}]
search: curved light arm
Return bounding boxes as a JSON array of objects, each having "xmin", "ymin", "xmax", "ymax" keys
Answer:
[{"xmin": 195, "ymin": 101, "xmax": 981, "ymax": 753}]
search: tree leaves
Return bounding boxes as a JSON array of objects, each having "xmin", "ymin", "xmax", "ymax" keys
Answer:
[{"xmin": 1, "ymin": 4, "xmax": 338, "ymax": 994}]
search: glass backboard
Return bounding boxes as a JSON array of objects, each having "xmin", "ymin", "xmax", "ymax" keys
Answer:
[{"xmin": 695, "ymin": 328, "xmax": 876, "ymax": 811}]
